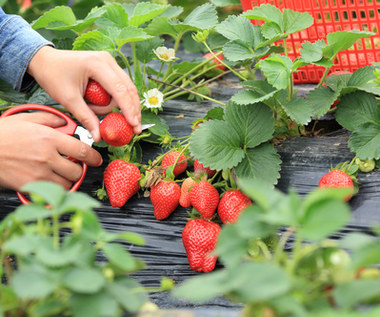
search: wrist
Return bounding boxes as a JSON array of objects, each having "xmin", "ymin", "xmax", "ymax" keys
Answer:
[{"xmin": 27, "ymin": 45, "xmax": 55, "ymax": 79}]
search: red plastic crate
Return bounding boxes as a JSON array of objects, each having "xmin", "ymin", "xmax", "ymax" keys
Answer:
[{"xmin": 240, "ymin": 0, "xmax": 380, "ymax": 84}]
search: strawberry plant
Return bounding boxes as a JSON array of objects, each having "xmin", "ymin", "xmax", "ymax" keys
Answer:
[
  {"xmin": 0, "ymin": 181, "xmax": 152, "ymax": 317},
  {"xmin": 173, "ymin": 178, "xmax": 380, "ymax": 316}
]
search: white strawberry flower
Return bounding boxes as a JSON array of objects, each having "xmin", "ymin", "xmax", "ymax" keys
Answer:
[
  {"xmin": 153, "ymin": 46, "xmax": 177, "ymax": 62},
  {"xmin": 143, "ymin": 88, "xmax": 164, "ymax": 109}
]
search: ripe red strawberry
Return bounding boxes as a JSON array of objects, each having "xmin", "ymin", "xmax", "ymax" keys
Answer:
[
  {"xmin": 203, "ymin": 52, "xmax": 225, "ymax": 71},
  {"xmin": 85, "ymin": 80, "xmax": 111, "ymax": 106},
  {"xmin": 104, "ymin": 160, "xmax": 141, "ymax": 208},
  {"xmin": 190, "ymin": 180, "xmax": 219, "ymax": 219},
  {"xmin": 182, "ymin": 218, "xmax": 221, "ymax": 273},
  {"xmin": 179, "ymin": 177, "xmax": 197, "ymax": 208},
  {"xmin": 150, "ymin": 180, "xmax": 181, "ymax": 220},
  {"xmin": 194, "ymin": 159, "xmax": 216, "ymax": 178},
  {"xmin": 217, "ymin": 190, "xmax": 251, "ymax": 224},
  {"xmin": 161, "ymin": 151, "xmax": 187, "ymax": 177},
  {"xmin": 318, "ymin": 169, "xmax": 354, "ymax": 201},
  {"xmin": 100, "ymin": 112, "xmax": 133, "ymax": 147}
]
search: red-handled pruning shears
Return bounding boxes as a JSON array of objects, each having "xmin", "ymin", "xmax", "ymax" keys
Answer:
[{"xmin": 0, "ymin": 104, "xmax": 154, "ymax": 205}]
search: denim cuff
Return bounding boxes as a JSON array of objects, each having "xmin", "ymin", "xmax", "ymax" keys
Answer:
[{"xmin": 0, "ymin": 13, "xmax": 54, "ymax": 92}]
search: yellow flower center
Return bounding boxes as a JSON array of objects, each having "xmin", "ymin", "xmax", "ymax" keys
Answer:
[
  {"xmin": 148, "ymin": 96, "xmax": 159, "ymax": 105},
  {"xmin": 161, "ymin": 53, "xmax": 169, "ymax": 60}
]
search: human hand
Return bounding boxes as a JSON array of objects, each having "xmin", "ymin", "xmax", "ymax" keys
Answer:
[
  {"xmin": 27, "ymin": 46, "xmax": 142, "ymax": 142},
  {"xmin": 0, "ymin": 112, "xmax": 102, "ymax": 191}
]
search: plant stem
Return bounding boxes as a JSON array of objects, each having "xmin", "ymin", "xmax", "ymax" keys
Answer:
[
  {"xmin": 317, "ymin": 66, "xmax": 332, "ymax": 88},
  {"xmin": 148, "ymin": 75, "xmax": 226, "ymax": 106},
  {"xmin": 274, "ymin": 226, "xmax": 295, "ymax": 264},
  {"xmin": 116, "ymin": 48, "xmax": 133, "ymax": 78},
  {"xmin": 52, "ymin": 214, "xmax": 60, "ymax": 250}
]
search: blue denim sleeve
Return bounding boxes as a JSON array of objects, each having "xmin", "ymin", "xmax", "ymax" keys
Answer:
[{"xmin": 0, "ymin": 8, "xmax": 54, "ymax": 92}]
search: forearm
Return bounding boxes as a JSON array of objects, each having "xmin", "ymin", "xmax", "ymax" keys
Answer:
[{"xmin": 0, "ymin": 8, "xmax": 53, "ymax": 92}]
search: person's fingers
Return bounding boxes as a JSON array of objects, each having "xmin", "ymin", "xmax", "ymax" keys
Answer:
[
  {"xmin": 52, "ymin": 155, "xmax": 84, "ymax": 182},
  {"xmin": 88, "ymin": 52, "xmax": 142, "ymax": 134},
  {"xmin": 88, "ymin": 103, "xmax": 115, "ymax": 115},
  {"xmin": 60, "ymin": 93, "xmax": 102, "ymax": 142},
  {"xmin": 45, "ymin": 172, "xmax": 73, "ymax": 190},
  {"xmin": 55, "ymin": 133, "xmax": 103, "ymax": 167}
]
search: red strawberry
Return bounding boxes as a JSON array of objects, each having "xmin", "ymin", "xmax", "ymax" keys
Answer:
[
  {"xmin": 161, "ymin": 151, "xmax": 187, "ymax": 177},
  {"xmin": 100, "ymin": 112, "xmax": 133, "ymax": 147},
  {"xmin": 190, "ymin": 180, "xmax": 219, "ymax": 219},
  {"xmin": 203, "ymin": 52, "xmax": 225, "ymax": 71},
  {"xmin": 150, "ymin": 180, "xmax": 181, "ymax": 220},
  {"xmin": 217, "ymin": 190, "xmax": 251, "ymax": 224},
  {"xmin": 182, "ymin": 218, "xmax": 221, "ymax": 273},
  {"xmin": 104, "ymin": 160, "xmax": 141, "ymax": 208},
  {"xmin": 85, "ymin": 80, "xmax": 111, "ymax": 106},
  {"xmin": 318, "ymin": 169, "xmax": 354, "ymax": 201},
  {"xmin": 194, "ymin": 159, "xmax": 216, "ymax": 178},
  {"xmin": 179, "ymin": 177, "xmax": 197, "ymax": 208}
]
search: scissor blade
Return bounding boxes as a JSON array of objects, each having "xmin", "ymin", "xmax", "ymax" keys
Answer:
[
  {"xmin": 141, "ymin": 123, "xmax": 155, "ymax": 130},
  {"xmin": 74, "ymin": 126, "xmax": 94, "ymax": 147}
]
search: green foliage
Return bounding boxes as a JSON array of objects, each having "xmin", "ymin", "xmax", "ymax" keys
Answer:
[
  {"xmin": 0, "ymin": 181, "xmax": 148, "ymax": 316},
  {"xmin": 173, "ymin": 179, "xmax": 380, "ymax": 315}
]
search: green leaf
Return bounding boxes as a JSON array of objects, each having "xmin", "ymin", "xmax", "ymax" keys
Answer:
[
  {"xmin": 215, "ymin": 15, "xmax": 257, "ymax": 46},
  {"xmin": 36, "ymin": 240, "xmax": 82, "ymax": 267},
  {"xmin": 243, "ymin": 4, "xmax": 283, "ymax": 29},
  {"xmin": 349, "ymin": 242, "xmax": 380, "ymax": 269},
  {"xmin": 11, "ymin": 268, "xmax": 56, "ymax": 299},
  {"xmin": 334, "ymin": 279, "xmax": 380, "ymax": 309},
  {"xmin": 13, "ymin": 204, "xmax": 53, "ymax": 222},
  {"xmin": 115, "ymin": 26, "xmax": 153, "ymax": 47},
  {"xmin": 114, "ymin": 232, "xmax": 145, "ymax": 246},
  {"xmin": 210, "ymin": 0, "xmax": 241, "ymax": 6},
  {"xmin": 282, "ymin": 9, "xmax": 313, "ymax": 34},
  {"xmin": 229, "ymin": 262, "xmax": 291, "ymax": 302},
  {"xmin": 189, "ymin": 120, "xmax": 245, "ymax": 171},
  {"xmin": 145, "ymin": 17, "xmax": 178, "ymax": 37},
  {"xmin": 261, "ymin": 21, "xmax": 282, "ymax": 40},
  {"xmin": 160, "ymin": 6, "xmax": 184, "ymax": 18},
  {"xmin": 256, "ymin": 55, "xmax": 293, "ymax": 90},
  {"xmin": 339, "ymin": 232, "xmax": 375, "ymax": 251},
  {"xmin": 232, "ymin": 80, "xmax": 278, "ymax": 105},
  {"xmin": 223, "ymin": 40, "xmax": 255, "ymax": 62},
  {"xmin": 73, "ymin": 30, "xmax": 115, "ymax": 53},
  {"xmin": 63, "ymin": 268, "xmax": 105, "ymax": 294},
  {"xmin": 205, "ymin": 107, "xmax": 224, "ymax": 120},
  {"xmin": 129, "ymin": 2, "xmax": 169, "ymax": 27},
  {"xmin": 102, "ymin": 243, "xmax": 141, "ymax": 272},
  {"xmin": 349, "ymin": 122, "xmax": 380, "ymax": 160},
  {"xmin": 106, "ymin": 278, "xmax": 148, "ymax": 312},
  {"xmin": 335, "ymin": 91, "xmax": 380, "ymax": 131},
  {"xmin": 282, "ymin": 86, "xmax": 340, "ymax": 125},
  {"xmin": 182, "ymin": 3, "xmax": 218, "ymax": 30},
  {"xmin": 70, "ymin": 290, "xmax": 119, "ymax": 317},
  {"xmin": 95, "ymin": 3, "xmax": 128, "ymax": 29},
  {"xmin": 80, "ymin": 211, "xmax": 103, "ymax": 241},
  {"xmin": 225, "ymin": 102, "xmax": 274, "ymax": 148},
  {"xmin": 60, "ymin": 191, "xmax": 101, "ymax": 212},
  {"xmin": 21, "ymin": 181, "xmax": 66, "ymax": 209},
  {"xmin": 31, "ymin": 6, "xmax": 77, "ymax": 30},
  {"xmin": 299, "ymin": 40, "xmax": 324, "ymax": 63},
  {"xmin": 323, "ymin": 30, "xmax": 375, "ymax": 59},
  {"xmin": 234, "ymin": 143, "xmax": 281, "ymax": 185},
  {"xmin": 299, "ymin": 198, "xmax": 350, "ymax": 241},
  {"xmin": 3, "ymin": 235, "xmax": 48, "ymax": 257},
  {"xmin": 324, "ymin": 71, "xmax": 353, "ymax": 91},
  {"xmin": 136, "ymin": 36, "xmax": 164, "ymax": 63},
  {"xmin": 141, "ymin": 111, "xmax": 169, "ymax": 136}
]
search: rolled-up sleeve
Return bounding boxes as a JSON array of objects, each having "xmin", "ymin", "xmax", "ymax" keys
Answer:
[{"xmin": 0, "ymin": 8, "xmax": 53, "ymax": 92}]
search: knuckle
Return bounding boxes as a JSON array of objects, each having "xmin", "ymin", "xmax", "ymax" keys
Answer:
[{"xmin": 77, "ymin": 143, "xmax": 89, "ymax": 160}]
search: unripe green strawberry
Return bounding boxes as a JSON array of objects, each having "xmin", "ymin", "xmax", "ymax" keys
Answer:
[
  {"xmin": 179, "ymin": 177, "xmax": 197, "ymax": 208},
  {"xmin": 182, "ymin": 218, "xmax": 221, "ymax": 273},
  {"xmin": 150, "ymin": 180, "xmax": 181, "ymax": 220},
  {"xmin": 161, "ymin": 151, "xmax": 187, "ymax": 177},
  {"xmin": 190, "ymin": 180, "xmax": 219, "ymax": 219},
  {"xmin": 318, "ymin": 169, "xmax": 354, "ymax": 201},
  {"xmin": 217, "ymin": 190, "xmax": 251, "ymax": 224},
  {"xmin": 85, "ymin": 80, "xmax": 111, "ymax": 106},
  {"xmin": 104, "ymin": 160, "xmax": 141, "ymax": 208},
  {"xmin": 194, "ymin": 159, "xmax": 216, "ymax": 178},
  {"xmin": 100, "ymin": 112, "xmax": 133, "ymax": 147}
]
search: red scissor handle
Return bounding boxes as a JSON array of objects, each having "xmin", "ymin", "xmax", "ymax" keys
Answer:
[
  {"xmin": 1, "ymin": 104, "xmax": 77, "ymax": 135},
  {"xmin": 0, "ymin": 104, "xmax": 87, "ymax": 205}
]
